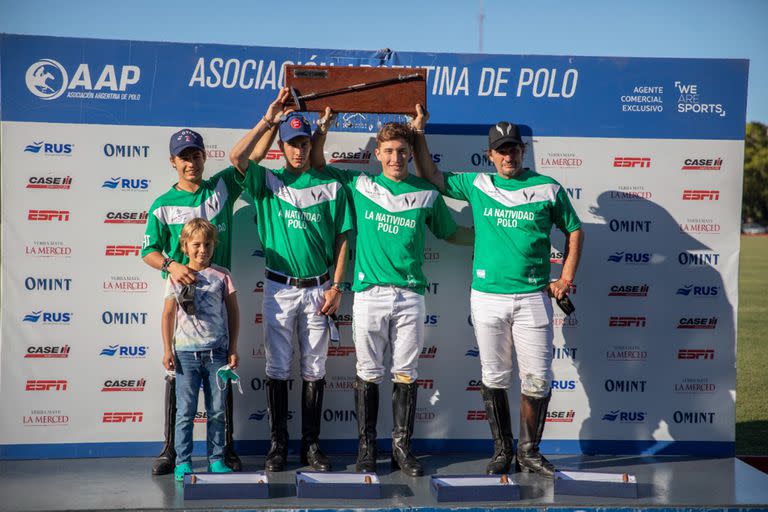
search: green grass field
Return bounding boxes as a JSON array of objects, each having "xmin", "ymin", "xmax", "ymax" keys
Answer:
[{"xmin": 737, "ymin": 236, "xmax": 768, "ymax": 455}]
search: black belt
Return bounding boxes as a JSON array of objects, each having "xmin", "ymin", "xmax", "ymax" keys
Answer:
[{"xmin": 265, "ymin": 269, "xmax": 330, "ymax": 288}]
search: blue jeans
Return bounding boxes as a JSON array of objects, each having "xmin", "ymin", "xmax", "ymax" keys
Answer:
[{"xmin": 174, "ymin": 347, "xmax": 228, "ymax": 465}]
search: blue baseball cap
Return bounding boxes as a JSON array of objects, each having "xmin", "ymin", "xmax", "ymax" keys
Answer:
[
  {"xmin": 169, "ymin": 129, "xmax": 205, "ymax": 156},
  {"xmin": 279, "ymin": 113, "xmax": 312, "ymax": 143}
]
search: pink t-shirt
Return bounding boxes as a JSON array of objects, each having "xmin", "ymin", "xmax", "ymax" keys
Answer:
[{"xmin": 164, "ymin": 264, "xmax": 236, "ymax": 351}]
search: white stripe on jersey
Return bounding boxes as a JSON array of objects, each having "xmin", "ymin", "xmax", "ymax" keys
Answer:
[
  {"xmin": 472, "ymin": 174, "xmax": 559, "ymax": 208},
  {"xmin": 355, "ymin": 175, "xmax": 438, "ymax": 213},
  {"xmin": 153, "ymin": 177, "xmax": 229, "ymax": 225},
  {"xmin": 266, "ymin": 172, "xmax": 339, "ymax": 208}
]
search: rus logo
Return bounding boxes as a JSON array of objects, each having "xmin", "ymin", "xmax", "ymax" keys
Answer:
[
  {"xmin": 102, "ymin": 177, "xmax": 150, "ymax": 190},
  {"xmin": 602, "ymin": 410, "xmax": 646, "ymax": 422},
  {"xmin": 24, "ymin": 141, "xmax": 73, "ymax": 155},
  {"xmin": 607, "ymin": 252, "xmax": 651, "ymax": 264}
]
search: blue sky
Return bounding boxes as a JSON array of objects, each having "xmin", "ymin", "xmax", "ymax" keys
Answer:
[{"xmin": 2, "ymin": 0, "xmax": 766, "ymax": 123}]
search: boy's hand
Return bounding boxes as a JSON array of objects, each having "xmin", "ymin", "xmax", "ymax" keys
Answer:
[
  {"xmin": 319, "ymin": 287, "xmax": 342, "ymax": 316},
  {"xmin": 316, "ymin": 107, "xmax": 337, "ymax": 135},
  {"xmin": 163, "ymin": 351, "xmax": 175, "ymax": 371},
  {"xmin": 264, "ymin": 88, "xmax": 295, "ymax": 124},
  {"xmin": 228, "ymin": 352, "xmax": 239, "ymax": 370},
  {"xmin": 168, "ymin": 262, "xmax": 196, "ymax": 286},
  {"xmin": 411, "ymin": 103, "xmax": 429, "ymax": 132}
]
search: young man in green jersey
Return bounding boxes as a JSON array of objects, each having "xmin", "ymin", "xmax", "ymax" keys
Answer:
[
  {"xmin": 309, "ymin": 110, "xmax": 474, "ymax": 476},
  {"xmin": 142, "ymin": 128, "xmax": 254, "ymax": 475},
  {"xmin": 228, "ymin": 89, "xmax": 353, "ymax": 472},
  {"xmin": 411, "ymin": 107, "xmax": 584, "ymax": 477}
]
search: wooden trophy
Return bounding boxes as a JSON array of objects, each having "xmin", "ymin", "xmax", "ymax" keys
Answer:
[{"xmin": 284, "ymin": 65, "xmax": 427, "ymax": 114}]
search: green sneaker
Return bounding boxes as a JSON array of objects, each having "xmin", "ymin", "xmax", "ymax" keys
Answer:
[
  {"xmin": 208, "ymin": 460, "xmax": 233, "ymax": 473},
  {"xmin": 174, "ymin": 462, "xmax": 193, "ymax": 482}
]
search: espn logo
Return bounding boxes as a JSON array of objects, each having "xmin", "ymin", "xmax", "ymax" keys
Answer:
[
  {"xmin": 103, "ymin": 412, "xmax": 143, "ymax": 423},
  {"xmin": 25, "ymin": 379, "xmax": 67, "ymax": 391},
  {"xmin": 416, "ymin": 379, "xmax": 434, "ymax": 390},
  {"xmin": 265, "ymin": 149, "xmax": 283, "ymax": 160},
  {"xmin": 105, "ymin": 245, "xmax": 141, "ymax": 256},
  {"xmin": 678, "ymin": 349, "xmax": 715, "ymax": 360},
  {"xmin": 682, "ymin": 190, "xmax": 720, "ymax": 201},
  {"xmin": 613, "ymin": 157, "xmax": 651, "ymax": 168},
  {"xmin": 28, "ymin": 209, "xmax": 70, "ymax": 221},
  {"xmin": 467, "ymin": 410, "xmax": 488, "ymax": 421},
  {"xmin": 609, "ymin": 316, "xmax": 647, "ymax": 327}
]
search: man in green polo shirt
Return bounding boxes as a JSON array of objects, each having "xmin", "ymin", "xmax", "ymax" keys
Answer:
[
  {"xmin": 229, "ymin": 91, "xmax": 353, "ymax": 472},
  {"xmin": 310, "ymin": 113, "xmax": 473, "ymax": 476},
  {"xmin": 412, "ymin": 107, "xmax": 583, "ymax": 478}
]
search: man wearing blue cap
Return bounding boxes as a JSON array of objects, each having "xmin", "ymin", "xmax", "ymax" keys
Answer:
[
  {"xmin": 141, "ymin": 97, "xmax": 283, "ymax": 475},
  {"xmin": 229, "ymin": 88, "xmax": 353, "ymax": 472}
]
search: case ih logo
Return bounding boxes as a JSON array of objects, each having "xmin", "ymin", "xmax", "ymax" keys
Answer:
[
  {"xmin": 28, "ymin": 209, "xmax": 69, "ymax": 221},
  {"xmin": 103, "ymin": 412, "xmax": 143, "ymax": 423},
  {"xmin": 329, "ymin": 151, "xmax": 371, "ymax": 164},
  {"xmin": 416, "ymin": 379, "xmax": 434, "ymax": 390},
  {"xmin": 678, "ymin": 349, "xmax": 715, "ymax": 360},
  {"xmin": 467, "ymin": 410, "xmax": 488, "ymax": 421},
  {"xmin": 420, "ymin": 346, "xmax": 438, "ymax": 359},
  {"xmin": 465, "ymin": 379, "xmax": 483, "ymax": 391},
  {"xmin": 609, "ymin": 316, "xmax": 646, "ymax": 327},
  {"xmin": 334, "ymin": 313, "xmax": 352, "ymax": 326},
  {"xmin": 27, "ymin": 176, "xmax": 72, "ymax": 189},
  {"xmin": 609, "ymin": 284, "xmax": 649, "ymax": 297},
  {"xmin": 682, "ymin": 158, "xmax": 722, "ymax": 171},
  {"xmin": 25, "ymin": 345, "xmax": 70, "ymax": 358},
  {"xmin": 546, "ymin": 410, "xmax": 576, "ymax": 423},
  {"xmin": 682, "ymin": 189, "xmax": 720, "ymax": 201},
  {"xmin": 104, "ymin": 211, "xmax": 147, "ymax": 224},
  {"xmin": 101, "ymin": 379, "xmax": 146, "ymax": 392},
  {"xmin": 105, "ymin": 245, "xmax": 141, "ymax": 256},
  {"xmin": 613, "ymin": 157, "xmax": 650, "ymax": 168},
  {"xmin": 26, "ymin": 379, "xmax": 68, "ymax": 391},
  {"xmin": 677, "ymin": 317, "xmax": 718, "ymax": 329}
]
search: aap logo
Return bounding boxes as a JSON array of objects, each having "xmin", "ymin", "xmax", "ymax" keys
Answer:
[{"xmin": 26, "ymin": 59, "xmax": 68, "ymax": 100}]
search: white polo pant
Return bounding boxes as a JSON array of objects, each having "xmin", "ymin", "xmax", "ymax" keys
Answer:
[
  {"xmin": 470, "ymin": 289, "xmax": 553, "ymax": 397},
  {"xmin": 352, "ymin": 286, "xmax": 425, "ymax": 384},
  {"xmin": 263, "ymin": 277, "xmax": 331, "ymax": 381}
]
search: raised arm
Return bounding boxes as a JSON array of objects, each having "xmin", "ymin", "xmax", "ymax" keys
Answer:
[
  {"xmin": 229, "ymin": 88, "xmax": 293, "ymax": 174},
  {"xmin": 310, "ymin": 107, "xmax": 336, "ymax": 171},
  {"xmin": 411, "ymin": 104, "xmax": 446, "ymax": 193},
  {"xmin": 248, "ymin": 125, "xmax": 278, "ymax": 163},
  {"xmin": 549, "ymin": 228, "xmax": 584, "ymax": 300}
]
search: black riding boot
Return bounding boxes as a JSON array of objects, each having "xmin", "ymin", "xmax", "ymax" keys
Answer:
[
  {"xmin": 390, "ymin": 382, "xmax": 424, "ymax": 477},
  {"xmin": 517, "ymin": 393, "xmax": 556, "ymax": 477},
  {"xmin": 301, "ymin": 379, "xmax": 332, "ymax": 471},
  {"xmin": 265, "ymin": 378, "xmax": 289, "ymax": 471},
  {"xmin": 223, "ymin": 382, "xmax": 242, "ymax": 471},
  {"xmin": 480, "ymin": 383, "xmax": 516, "ymax": 474},
  {"xmin": 354, "ymin": 377, "xmax": 379, "ymax": 473},
  {"xmin": 152, "ymin": 376, "xmax": 177, "ymax": 475}
]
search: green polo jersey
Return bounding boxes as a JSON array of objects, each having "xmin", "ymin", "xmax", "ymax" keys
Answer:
[
  {"xmin": 236, "ymin": 162, "xmax": 353, "ymax": 278},
  {"xmin": 444, "ymin": 169, "xmax": 581, "ymax": 294},
  {"xmin": 325, "ymin": 166, "xmax": 457, "ymax": 295},
  {"xmin": 141, "ymin": 167, "xmax": 243, "ymax": 272}
]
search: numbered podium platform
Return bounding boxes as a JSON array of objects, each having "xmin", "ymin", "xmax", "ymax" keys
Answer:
[{"xmin": 1, "ymin": 454, "xmax": 767, "ymax": 511}]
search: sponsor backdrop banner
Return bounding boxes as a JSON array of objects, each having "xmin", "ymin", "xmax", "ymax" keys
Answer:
[{"xmin": 0, "ymin": 34, "xmax": 747, "ymax": 459}]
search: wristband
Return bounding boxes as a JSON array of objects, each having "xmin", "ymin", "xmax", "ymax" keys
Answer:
[
  {"xmin": 412, "ymin": 128, "xmax": 425, "ymax": 134},
  {"xmin": 560, "ymin": 278, "xmax": 573, "ymax": 287},
  {"xmin": 262, "ymin": 116, "xmax": 275, "ymax": 128},
  {"xmin": 330, "ymin": 283, "xmax": 343, "ymax": 293},
  {"xmin": 161, "ymin": 258, "xmax": 173, "ymax": 273}
]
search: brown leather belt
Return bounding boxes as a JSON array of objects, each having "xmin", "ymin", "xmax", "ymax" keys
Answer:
[{"xmin": 265, "ymin": 269, "xmax": 330, "ymax": 288}]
